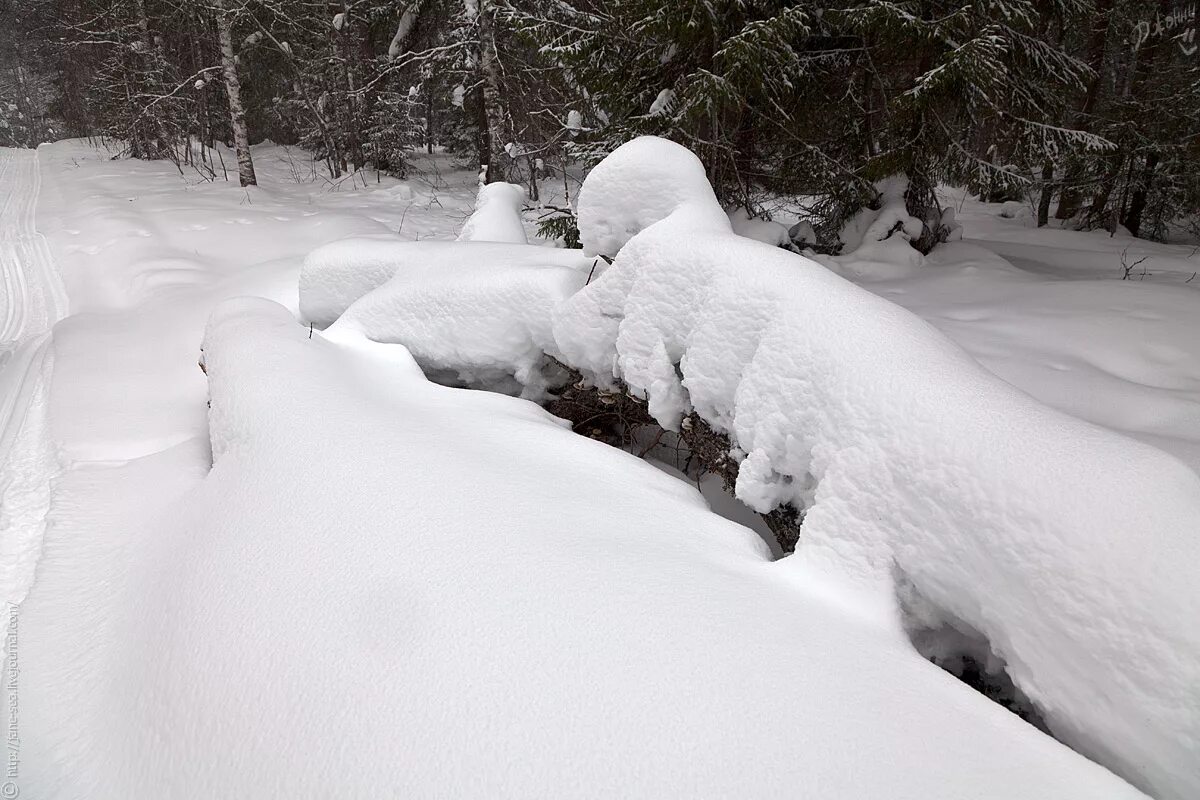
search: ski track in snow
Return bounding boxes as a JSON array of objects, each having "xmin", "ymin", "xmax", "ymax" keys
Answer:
[{"xmin": 0, "ymin": 147, "xmax": 68, "ymax": 604}]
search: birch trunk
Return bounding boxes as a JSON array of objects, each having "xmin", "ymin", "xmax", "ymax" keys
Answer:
[
  {"xmin": 216, "ymin": 2, "xmax": 257, "ymax": 187},
  {"xmin": 478, "ymin": 0, "xmax": 508, "ymax": 184}
]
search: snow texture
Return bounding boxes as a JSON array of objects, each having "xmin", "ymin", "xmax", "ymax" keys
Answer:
[
  {"xmin": 553, "ymin": 136, "xmax": 1200, "ymax": 800},
  {"xmin": 15, "ymin": 136, "xmax": 1198, "ymax": 800}
]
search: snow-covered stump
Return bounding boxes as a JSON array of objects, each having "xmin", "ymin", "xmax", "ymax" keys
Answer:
[{"xmin": 552, "ymin": 136, "xmax": 1200, "ymax": 800}]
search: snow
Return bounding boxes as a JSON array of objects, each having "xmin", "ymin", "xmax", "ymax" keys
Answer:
[
  {"xmin": 327, "ymin": 246, "xmax": 591, "ymax": 397},
  {"xmin": 16, "ymin": 291, "xmax": 1144, "ymax": 798},
  {"xmin": 5, "ymin": 135, "xmax": 1198, "ymax": 800},
  {"xmin": 457, "ymin": 181, "xmax": 528, "ymax": 244},
  {"xmin": 875, "ymin": 241, "xmax": 1200, "ymax": 471},
  {"xmin": 554, "ymin": 136, "xmax": 1200, "ymax": 800},
  {"xmin": 648, "ymin": 87, "xmax": 675, "ymax": 116},
  {"xmin": 837, "ymin": 175, "xmax": 925, "ymax": 255},
  {"xmin": 0, "ymin": 147, "xmax": 67, "ymax": 604},
  {"xmin": 788, "ymin": 219, "xmax": 817, "ymax": 246},
  {"xmin": 387, "ymin": 8, "xmax": 418, "ymax": 58},
  {"xmin": 300, "ymin": 239, "xmax": 590, "ymax": 329},
  {"xmin": 999, "ymin": 199, "xmax": 1031, "ymax": 219},
  {"xmin": 576, "ymin": 136, "xmax": 727, "ymax": 258},
  {"xmin": 817, "ymin": 231, "xmax": 926, "ymax": 280},
  {"xmin": 726, "ymin": 206, "xmax": 790, "ymax": 247}
]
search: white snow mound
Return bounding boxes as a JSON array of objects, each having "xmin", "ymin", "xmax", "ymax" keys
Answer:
[
  {"xmin": 329, "ymin": 251, "xmax": 589, "ymax": 397},
  {"xmin": 457, "ymin": 181, "xmax": 527, "ymax": 244},
  {"xmin": 576, "ymin": 136, "xmax": 728, "ymax": 257},
  {"xmin": 727, "ymin": 207, "xmax": 790, "ymax": 248},
  {"xmin": 300, "ymin": 238, "xmax": 588, "ymax": 327},
  {"xmin": 553, "ymin": 136, "xmax": 1200, "ymax": 800}
]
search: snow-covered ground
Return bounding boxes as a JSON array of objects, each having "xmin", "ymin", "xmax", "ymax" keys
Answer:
[
  {"xmin": 886, "ymin": 189, "xmax": 1200, "ymax": 471},
  {"xmin": 0, "ymin": 147, "xmax": 67, "ymax": 604},
  {"xmin": 2, "ymin": 138, "xmax": 1198, "ymax": 798}
]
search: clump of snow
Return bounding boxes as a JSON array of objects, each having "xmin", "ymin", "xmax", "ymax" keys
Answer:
[
  {"xmin": 648, "ymin": 88, "xmax": 675, "ymax": 116},
  {"xmin": 554, "ymin": 136, "xmax": 1200, "ymax": 800},
  {"xmin": 458, "ymin": 181, "xmax": 527, "ymax": 245},
  {"xmin": 939, "ymin": 206, "xmax": 963, "ymax": 242},
  {"xmin": 300, "ymin": 235, "xmax": 417, "ymax": 327},
  {"xmin": 300, "ymin": 239, "xmax": 588, "ymax": 329},
  {"xmin": 387, "ymin": 8, "xmax": 417, "ymax": 58},
  {"xmin": 839, "ymin": 176, "xmax": 924, "ymax": 253},
  {"xmin": 816, "ymin": 176, "xmax": 929, "ymax": 279},
  {"xmin": 788, "ymin": 219, "xmax": 817, "ymax": 247},
  {"xmin": 328, "ymin": 247, "xmax": 590, "ymax": 397},
  {"xmin": 576, "ymin": 136, "xmax": 728, "ymax": 258},
  {"xmin": 817, "ymin": 232, "xmax": 927, "ymax": 280},
  {"xmin": 727, "ymin": 207, "xmax": 790, "ymax": 248},
  {"xmin": 999, "ymin": 200, "xmax": 1031, "ymax": 219}
]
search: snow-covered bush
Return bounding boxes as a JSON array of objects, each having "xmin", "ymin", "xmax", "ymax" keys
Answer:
[
  {"xmin": 836, "ymin": 176, "xmax": 925, "ymax": 253},
  {"xmin": 553, "ymin": 136, "xmax": 1200, "ymax": 800},
  {"xmin": 576, "ymin": 137, "xmax": 728, "ymax": 258}
]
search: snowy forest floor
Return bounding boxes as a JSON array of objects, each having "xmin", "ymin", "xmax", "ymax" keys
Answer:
[{"xmin": 1, "ymin": 139, "xmax": 1198, "ymax": 798}]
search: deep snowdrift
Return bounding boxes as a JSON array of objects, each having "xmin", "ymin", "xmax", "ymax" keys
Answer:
[
  {"xmin": 552, "ymin": 137, "xmax": 1200, "ymax": 800},
  {"xmin": 19, "ymin": 296, "xmax": 1143, "ymax": 798}
]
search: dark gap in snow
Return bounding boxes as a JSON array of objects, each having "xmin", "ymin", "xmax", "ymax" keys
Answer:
[
  {"xmin": 541, "ymin": 366, "xmax": 803, "ymax": 556},
  {"xmin": 898, "ymin": 576, "xmax": 1050, "ymax": 734}
]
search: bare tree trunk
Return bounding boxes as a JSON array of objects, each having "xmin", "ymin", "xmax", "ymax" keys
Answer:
[
  {"xmin": 1037, "ymin": 161, "xmax": 1054, "ymax": 227},
  {"xmin": 1055, "ymin": 0, "xmax": 1113, "ymax": 220},
  {"xmin": 215, "ymin": 1, "xmax": 257, "ymax": 187},
  {"xmin": 1122, "ymin": 152, "xmax": 1158, "ymax": 238},
  {"xmin": 426, "ymin": 90, "xmax": 434, "ymax": 154},
  {"xmin": 338, "ymin": 3, "xmax": 364, "ymax": 171},
  {"xmin": 478, "ymin": 0, "xmax": 508, "ymax": 184}
]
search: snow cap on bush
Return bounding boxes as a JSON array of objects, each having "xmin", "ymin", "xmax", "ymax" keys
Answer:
[
  {"xmin": 577, "ymin": 136, "xmax": 728, "ymax": 257},
  {"xmin": 458, "ymin": 181, "xmax": 528, "ymax": 244}
]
